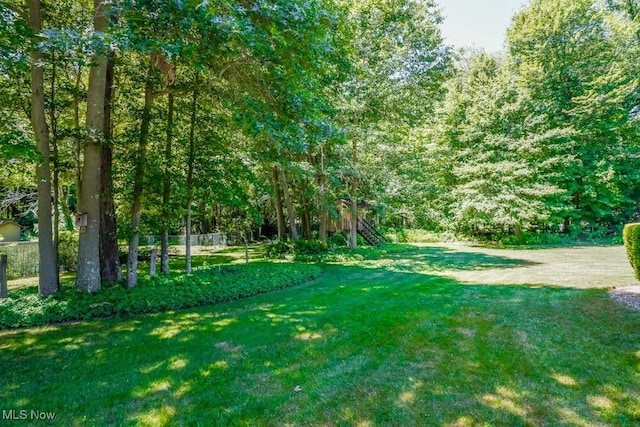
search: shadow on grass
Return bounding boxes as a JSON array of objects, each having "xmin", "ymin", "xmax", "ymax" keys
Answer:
[
  {"xmin": 378, "ymin": 245, "xmax": 539, "ymax": 273},
  {"xmin": 1, "ymin": 260, "xmax": 639, "ymax": 426}
]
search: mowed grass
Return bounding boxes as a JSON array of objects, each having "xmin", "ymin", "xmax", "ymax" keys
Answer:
[{"xmin": 1, "ymin": 245, "xmax": 639, "ymax": 426}]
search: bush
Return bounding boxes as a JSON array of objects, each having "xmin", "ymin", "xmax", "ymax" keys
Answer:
[
  {"xmin": 295, "ymin": 239, "xmax": 329, "ymax": 255},
  {"xmin": 118, "ymin": 245, "xmax": 178, "ymax": 264},
  {"xmin": 328, "ymin": 232, "xmax": 348, "ymax": 248},
  {"xmin": 0, "ymin": 262, "xmax": 322, "ymax": 329},
  {"xmin": 265, "ymin": 239, "xmax": 332, "ymax": 259},
  {"xmin": 623, "ymin": 223, "xmax": 640, "ymax": 280},
  {"xmin": 264, "ymin": 240, "xmax": 297, "ymax": 258},
  {"xmin": 295, "ymin": 243, "xmax": 419, "ymax": 263},
  {"xmin": 498, "ymin": 232, "xmax": 565, "ymax": 246},
  {"xmin": 264, "ymin": 237, "xmax": 419, "ymax": 263},
  {"xmin": 58, "ymin": 230, "xmax": 78, "ymax": 272},
  {"xmin": 385, "ymin": 228, "xmax": 451, "ymax": 244}
]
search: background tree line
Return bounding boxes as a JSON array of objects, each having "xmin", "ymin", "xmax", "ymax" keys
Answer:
[{"xmin": 0, "ymin": 0, "xmax": 638, "ymax": 296}]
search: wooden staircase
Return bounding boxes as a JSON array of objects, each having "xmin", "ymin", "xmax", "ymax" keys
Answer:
[{"xmin": 345, "ymin": 218, "xmax": 388, "ymax": 246}]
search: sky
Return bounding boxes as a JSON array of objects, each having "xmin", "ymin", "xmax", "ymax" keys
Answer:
[{"xmin": 438, "ymin": 0, "xmax": 529, "ymax": 53}]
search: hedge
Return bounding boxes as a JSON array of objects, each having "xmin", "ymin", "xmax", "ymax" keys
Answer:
[
  {"xmin": 623, "ymin": 223, "xmax": 640, "ymax": 281},
  {"xmin": 0, "ymin": 262, "xmax": 321, "ymax": 329}
]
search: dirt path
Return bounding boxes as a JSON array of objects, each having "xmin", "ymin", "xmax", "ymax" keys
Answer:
[{"xmin": 415, "ymin": 243, "xmax": 636, "ymax": 289}]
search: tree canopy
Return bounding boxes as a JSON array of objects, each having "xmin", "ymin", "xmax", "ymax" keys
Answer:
[{"xmin": 1, "ymin": 0, "xmax": 639, "ymax": 293}]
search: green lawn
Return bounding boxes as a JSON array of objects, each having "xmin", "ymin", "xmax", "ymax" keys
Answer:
[{"xmin": 1, "ymin": 245, "xmax": 639, "ymax": 426}]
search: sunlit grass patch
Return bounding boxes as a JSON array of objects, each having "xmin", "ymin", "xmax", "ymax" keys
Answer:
[{"xmin": 0, "ymin": 244, "xmax": 639, "ymax": 425}]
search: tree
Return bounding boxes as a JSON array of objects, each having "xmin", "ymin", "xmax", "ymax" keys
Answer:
[
  {"xmin": 338, "ymin": 0, "xmax": 451, "ymax": 247},
  {"xmin": 507, "ymin": 0, "xmax": 640, "ymax": 230},
  {"xmin": 26, "ymin": 0, "xmax": 58, "ymax": 295},
  {"xmin": 76, "ymin": 0, "xmax": 109, "ymax": 292},
  {"xmin": 433, "ymin": 53, "xmax": 567, "ymax": 237}
]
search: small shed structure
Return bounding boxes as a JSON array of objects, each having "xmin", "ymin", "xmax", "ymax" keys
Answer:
[{"xmin": 0, "ymin": 221, "xmax": 20, "ymax": 242}]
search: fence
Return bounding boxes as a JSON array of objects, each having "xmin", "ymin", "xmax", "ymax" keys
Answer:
[
  {"xmin": 0, "ymin": 241, "xmax": 39, "ymax": 280},
  {"xmin": 0, "ymin": 233, "xmax": 228, "ymax": 280}
]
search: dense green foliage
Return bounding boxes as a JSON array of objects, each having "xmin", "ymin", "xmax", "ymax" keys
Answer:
[
  {"xmin": 265, "ymin": 239, "xmax": 419, "ymax": 262},
  {"xmin": 0, "ymin": 262, "xmax": 321, "ymax": 328},
  {"xmin": 387, "ymin": 0, "xmax": 640, "ymax": 239},
  {"xmin": 1, "ymin": 0, "xmax": 639, "ymax": 293},
  {"xmin": 623, "ymin": 223, "xmax": 640, "ymax": 280}
]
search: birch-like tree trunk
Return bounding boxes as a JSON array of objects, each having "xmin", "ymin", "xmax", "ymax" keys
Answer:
[
  {"xmin": 161, "ymin": 93, "xmax": 174, "ymax": 275},
  {"xmin": 126, "ymin": 63, "xmax": 154, "ymax": 288},
  {"xmin": 185, "ymin": 91, "xmax": 197, "ymax": 275}
]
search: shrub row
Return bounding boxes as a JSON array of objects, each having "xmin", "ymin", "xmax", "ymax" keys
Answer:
[
  {"xmin": 265, "ymin": 238, "xmax": 419, "ymax": 263},
  {"xmin": 0, "ymin": 262, "xmax": 321, "ymax": 329}
]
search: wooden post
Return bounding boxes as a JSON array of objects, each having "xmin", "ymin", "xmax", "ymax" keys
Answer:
[
  {"xmin": 0, "ymin": 254, "xmax": 8, "ymax": 299},
  {"xmin": 149, "ymin": 247, "xmax": 157, "ymax": 277}
]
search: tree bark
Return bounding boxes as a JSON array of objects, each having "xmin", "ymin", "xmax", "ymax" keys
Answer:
[
  {"xmin": 126, "ymin": 63, "xmax": 154, "ymax": 288},
  {"xmin": 77, "ymin": 0, "xmax": 108, "ymax": 292},
  {"xmin": 73, "ymin": 70, "xmax": 83, "ymax": 206},
  {"xmin": 301, "ymin": 201, "xmax": 311, "ymax": 240},
  {"xmin": 50, "ymin": 52, "xmax": 60, "ymax": 287},
  {"xmin": 349, "ymin": 139, "xmax": 358, "ymax": 249},
  {"xmin": 28, "ymin": 0, "xmax": 58, "ymax": 296},
  {"xmin": 318, "ymin": 145, "xmax": 328, "ymax": 241},
  {"xmin": 160, "ymin": 93, "xmax": 174, "ymax": 275},
  {"xmin": 279, "ymin": 167, "xmax": 298, "ymax": 241},
  {"xmin": 99, "ymin": 53, "xmax": 122, "ymax": 282},
  {"xmin": 271, "ymin": 166, "xmax": 286, "ymax": 240},
  {"xmin": 319, "ymin": 208, "xmax": 328, "ymax": 241},
  {"xmin": 185, "ymin": 90, "xmax": 197, "ymax": 275}
]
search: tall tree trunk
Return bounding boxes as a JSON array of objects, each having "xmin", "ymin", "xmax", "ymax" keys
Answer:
[
  {"xmin": 126, "ymin": 63, "xmax": 154, "ymax": 288},
  {"xmin": 279, "ymin": 167, "xmax": 298, "ymax": 241},
  {"xmin": 272, "ymin": 166, "xmax": 286, "ymax": 240},
  {"xmin": 319, "ymin": 207, "xmax": 328, "ymax": 241},
  {"xmin": 100, "ymin": 53, "xmax": 121, "ymax": 282},
  {"xmin": 161, "ymin": 93, "xmax": 174, "ymax": 275},
  {"xmin": 318, "ymin": 145, "xmax": 328, "ymax": 241},
  {"xmin": 73, "ymin": 70, "xmax": 83, "ymax": 206},
  {"xmin": 28, "ymin": 0, "xmax": 58, "ymax": 296},
  {"xmin": 50, "ymin": 52, "xmax": 60, "ymax": 287},
  {"xmin": 185, "ymin": 90, "xmax": 197, "ymax": 275},
  {"xmin": 303, "ymin": 209, "xmax": 311, "ymax": 240},
  {"xmin": 301, "ymin": 194, "xmax": 311, "ymax": 240},
  {"xmin": 349, "ymin": 139, "xmax": 358, "ymax": 249},
  {"xmin": 77, "ymin": 0, "xmax": 108, "ymax": 292}
]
